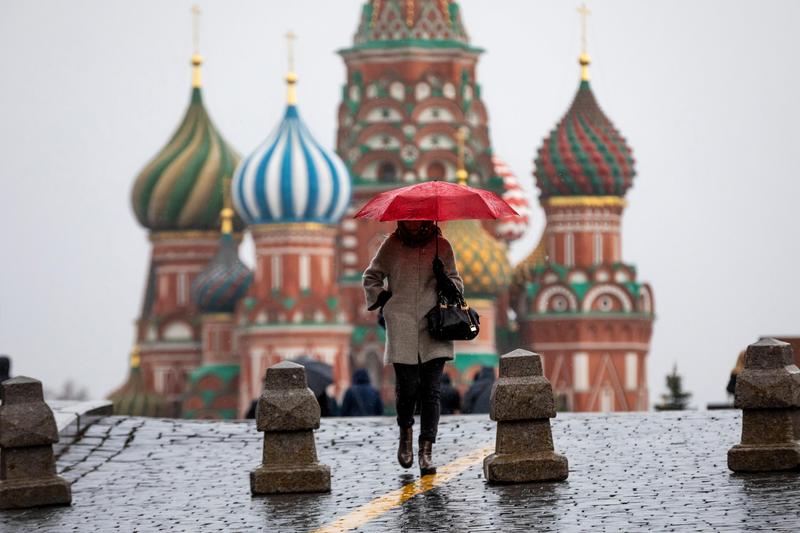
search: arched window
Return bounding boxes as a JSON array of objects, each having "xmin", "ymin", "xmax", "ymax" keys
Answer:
[
  {"xmin": 426, "ymin": 162, "xmax": 445, "ymax": 181},
  {"xmin": 378, "ymin": 162, "xmax": 397, "ymax": 183}
]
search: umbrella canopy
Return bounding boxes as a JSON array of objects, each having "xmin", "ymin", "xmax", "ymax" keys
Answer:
[
  {"xmin": 290, "ymin": 356, "xmax": 334, "ymax": 397},
  {"xmin": 353, "ymin": 180, "xmax": 518, "ymax": 222}
]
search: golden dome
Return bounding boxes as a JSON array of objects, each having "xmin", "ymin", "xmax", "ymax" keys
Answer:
[
  {"xmin": 442, "ymin": 219, "xmax": 511, "ymax": 297},
  {"xmin": 512, "ymin": 230, "xmax": 547, "ymax": 286}
]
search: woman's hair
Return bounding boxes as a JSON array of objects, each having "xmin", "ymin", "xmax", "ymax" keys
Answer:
[{"xmin": 393, "ymin": 220, "xmax": 441, "ymax": 247}]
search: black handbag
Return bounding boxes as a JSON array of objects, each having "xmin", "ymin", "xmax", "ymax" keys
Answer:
[
  {"xmin": 425, "ymin": 238, "xmax": 480, "ymax": 341},
  {"xmin": 426, "ymin": 291, "xmax": 480, "ymax": 341}
]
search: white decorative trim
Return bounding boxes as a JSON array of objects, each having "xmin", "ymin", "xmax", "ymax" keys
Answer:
[
  {"xmin": 536, "ymin": 285, "xmax": 578, "ymax": 313},
  {"xmin": 299, "ymin": 254, "xmax": 310, "ymax": 291},
  {"xmin": 547, "ymin": 212, "xmax": 621, "ymax": 223},
  {"xmin": 253, "ymin": 233, "xmax": 335, "ymax": 246},
  {"xmin": 594, "ymin": 232, "xmax": 603, "ymax": 264},
  {"xmin": 163, "ymin": 321, "xmax": 193, "ymax": 341},
  {"xmin": 239, "ymin": 324, "xmax": 353, "ymax": 334},
  {"xmin": 548, "ymin": 223, "xmax": 618, "ymax": 233},
  {"xmin": 343, "ymin": 252, "xmax": 358, "ymax": 265},
  {"xmin": 640, "ymin": 285, "xmax": 653, "ymax": 314},
  {"xmin": 152, "ymin": 252, "xmax": 216, "ymax": 262},
  {"xmin": 271, "ymin": 255, "xmax": 282, "ymax": 291},
  {"xmin": 256, "ymin": 247, "xmax": 335, "ymax": 256},
  {"xmin": 157, "ymin": 265, "xmax": 205, "ymax": 274},
  {"xmin": 342, "ymin": 49, "xmax": 479, "ymax": 66},
  {"xmin": 582, "ymin": 284, "xmax": 633, "ymax": 313},
  {"xmin": 573, "ymin": 352, "xmax": 589, "ymax": 392},
  {"xmin": 534, "ymin": 341, "xmax": 651, "ymax": 351},
  {"xmin": 625, "ymin": 352, "xmax": 638, "ymax": 391},
  {"xmin": 139, "ymin": 347, "xmax": 200, "ymax": 358},
  {"xmin": 600, "ymin": 387, "xmax": 614, "ymax": 413},
  {"xmin": 564, "ymin": 233, "xmax": 574, "ymax": 267}
]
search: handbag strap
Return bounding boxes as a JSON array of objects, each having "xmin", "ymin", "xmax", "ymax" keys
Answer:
[{"xmin": 431, "ymin": 224, "xmax": 466, "ymax": 308}]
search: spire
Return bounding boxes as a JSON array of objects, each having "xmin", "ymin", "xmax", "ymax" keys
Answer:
[
  {"xmin": 220, "ymin": 176, "xmax": 234, "ymax": 235},
  {"xmin": 578, "ymin": 3, "xmax": 591, "ymax": 82},
  {"xmin": 191, "ymin": 5, "xmax": 203, "ymax": 88},
  {"xmin": 456, "ymin": 126, "xmax": 468, "ymax": 186},
  {"xmin": 130, "ymin": 344, "xmax": 141, "ymax": 369},
  {"xmin": 285, "ymin": 30, "xmax": 298, "ymax": 105}
]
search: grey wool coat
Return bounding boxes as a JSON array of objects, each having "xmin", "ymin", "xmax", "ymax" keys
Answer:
[{"xmin": 363, "ymin": 233, "xmax": 464, "ymax": 365}]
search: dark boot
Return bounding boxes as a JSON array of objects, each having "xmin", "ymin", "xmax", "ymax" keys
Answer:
[
  {"xmin": 419, "ymin": 440, "xmax": 437, "ymax": 475},
  {"xmin": 397, "ymin": 427, "xmax": 413, "ymax": 468}
]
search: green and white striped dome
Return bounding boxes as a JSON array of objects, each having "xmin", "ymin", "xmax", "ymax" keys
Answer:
[{"xmin": 131, "ymin": 80, "xmax": 241, "ymax": 232}]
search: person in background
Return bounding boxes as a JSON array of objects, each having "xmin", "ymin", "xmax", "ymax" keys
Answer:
[
  {"xmin": 0, "ymin": 356, "xmax": 10, "ymax": 383},
  {"xmin": 727, "ymin": 350, "xmax": 746, "ymax": 396},
  {"xmin": 318, "ymin": 386, "xmax": 339, "ymax": 417},
  {"xmin": 340, "ymin": 369, "xmax": 383, "ymax": 417},
  {"xmin": 439, "ymin": 373, "xmax": 461, "ymax": 415},
  {"xmin": 462, "ymin": 366, "xmax": 496, "ymax": 414}
]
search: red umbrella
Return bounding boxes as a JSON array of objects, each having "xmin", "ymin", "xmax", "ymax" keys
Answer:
[{"xmin": 353, "ymin": 181, "xmax": 518, "ymax": 222}]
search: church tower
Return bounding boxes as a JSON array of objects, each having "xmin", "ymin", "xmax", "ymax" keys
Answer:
[
  {"xmin": 125, "ymin": 8, "xmax": 242, "ymax": 414},
  {"xmin": 181, "ymin": 183, "xmax": 253, "ymax": 419},
  {"xmin": 513, "ymin": 9, "xmax": 655, "ymax": 412},
  {"xmin": 232, "ymin": 34, "xmax": 353, "ymax": 415},
  {"xmin": 336, "ymin": 0, "xmax": 515, "ymax": 397}
]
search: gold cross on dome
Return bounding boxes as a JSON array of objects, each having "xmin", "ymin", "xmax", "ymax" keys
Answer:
[
  {"xmin": 577, "ymin": 3, "xmax": 590, "ymax": 54},
  {"xmin": 286, "ymin": 30, "xmax": 297, "ymax": 72},
  {"xmin": 191, "ymin": 5, "xmax": 201, "ymax": 55}
]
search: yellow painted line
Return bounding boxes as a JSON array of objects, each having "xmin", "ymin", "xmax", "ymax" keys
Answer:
[{"xmin": 312, "ymin": 443, "xmax": 494, "ymax": 533}]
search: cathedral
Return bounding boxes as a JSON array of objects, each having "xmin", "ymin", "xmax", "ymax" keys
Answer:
[{"xmin": 110, "ymin": 0, "xmax": 655, "ymax": 418}]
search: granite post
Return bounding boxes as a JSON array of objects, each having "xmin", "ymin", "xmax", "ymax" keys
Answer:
[
  {"xmin": 483, "ymin": 349, "xmax": 568, "ymax": 483},
  {"xmin": 250, "ymin": 361, "xmax": 331, "ymax": 494},
  {"xmin": 0, "ymin": 377, "xmax": 72, "ymax": 509},
  {"xmin": 728, "ymin": 338, "xmax": 800, "ymax": 472}
]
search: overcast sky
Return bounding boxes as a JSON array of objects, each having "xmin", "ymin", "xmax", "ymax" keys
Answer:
[{"xmin": 1, "ymin": 0, "xmax": 798, "ymax": 409}]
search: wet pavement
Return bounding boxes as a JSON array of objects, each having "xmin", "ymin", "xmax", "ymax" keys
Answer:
[{"xmin": 2, "ymin": 411, "xmax": 800, "ymax": 531}]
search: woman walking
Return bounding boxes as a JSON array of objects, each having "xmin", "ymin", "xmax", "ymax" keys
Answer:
[{"xmin": 363, "ymin": 220, "xmax": 463, "ymax": 475}]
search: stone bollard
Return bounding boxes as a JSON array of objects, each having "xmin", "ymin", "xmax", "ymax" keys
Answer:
[
  {"xmin": 483, "ymin": 349, "xmax": 568, "ymax": 483},
  {"xmin": 0, "ymin": 377, "xmax": 71, "ymax": 509},
  {"xmin": 250, "ymin": 361, "xmax": 331, "ymax": 494},
  {"xmin": 728, "ymin": 338, "xmax": 800, "ymax": 472}
]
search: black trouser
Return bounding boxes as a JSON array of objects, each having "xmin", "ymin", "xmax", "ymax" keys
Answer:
[{"xmin": 393, "ymin": 357, "xmax": 446, "ymax": 444}]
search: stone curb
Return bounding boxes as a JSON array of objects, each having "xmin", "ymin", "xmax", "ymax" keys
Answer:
[{"xmin": 45, "ymin": 400, "xmax": 114, "ymax": 452}]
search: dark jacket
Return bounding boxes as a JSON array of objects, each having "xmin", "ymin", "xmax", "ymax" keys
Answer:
[
  {"xmin": 0, "ymin": 356, "xmax": 10, "ymax": 383},
  {"xmin": 340, "ymin": 369, "xmax": 384, "ymax": 417},
  {"xmin": 462, "ymin": 367, "xmax": 495, "ymax": 414},
  {"xmin": 440, "ymin": 373, "xmax": 461, "ymax": 415}
]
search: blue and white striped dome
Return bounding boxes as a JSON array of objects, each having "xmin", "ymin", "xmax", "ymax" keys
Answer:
[{"xmin": 232, "ymin": 105, "xmax": 352, "ymax": 225}]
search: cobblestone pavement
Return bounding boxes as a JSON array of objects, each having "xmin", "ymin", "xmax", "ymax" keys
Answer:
[{"xmin": 2, "ymin": 411, "xmax": 800, "ymax": 532}]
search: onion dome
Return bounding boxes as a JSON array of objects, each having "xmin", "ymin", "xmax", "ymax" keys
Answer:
[
  {"xmin": 512, "ymin": 232, "xmax": 547, "ymax": 286},
  {"xmin": 442, "ymin": 219, "xmax": 512, "ymax": 298},
  {"xmin": 191, "ymin": 207, "xmax": 253, "ymax": 314},
  {"xmin": 233, "ymin": 67, "xmax": 352, "ymax": 225},
  {"xmin": 131, "ymin": 53, "xmax": 242, "ymax": 232},
  {"xmin": 492, "ymin": 156, "xmax": 531, "ymax": 243},
  {"xmin": 351, "ymin": 1, "xmax": 471, "ymax": 49},
  {"xmin": 533, "ymin": 54, "xmax": 635, "ymax": 199},
  {"xmin": 108, "ymin": 346, "xmax": 172, "ymax": 417}
]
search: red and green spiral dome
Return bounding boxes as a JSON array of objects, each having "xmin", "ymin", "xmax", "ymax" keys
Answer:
[{"xmin": 534, "ymin": 80, "xmax": 635, "ymax": 199}]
